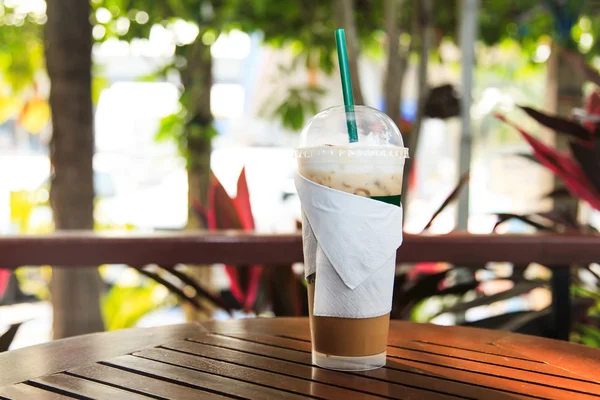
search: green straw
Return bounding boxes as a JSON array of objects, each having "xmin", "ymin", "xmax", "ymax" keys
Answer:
[{"xmin": 335, "ymin": 28, "xmax": 358, "ymax": 143}]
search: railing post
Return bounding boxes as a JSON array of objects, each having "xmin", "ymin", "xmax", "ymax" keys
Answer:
[{"xmin": 550, "ymin": 266, "xmax": 571, "ymax": 341}]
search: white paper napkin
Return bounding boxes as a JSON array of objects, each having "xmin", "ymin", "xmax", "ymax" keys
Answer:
[{"xmin": 295, "ymin": 172, "xmax": 403, "ymax": 318}]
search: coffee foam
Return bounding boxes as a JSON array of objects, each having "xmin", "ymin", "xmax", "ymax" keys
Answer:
[
  {"xmin": 296, "ymin": 144, "xmax": 408, "ymax": 163},
  {"xmin": 297, "ymin": 145, "xmax": 405, "ymax": 196},
  {"xmin": 297, "ymin": 145, "xmax": 406, "ymax": 172},
  {"xmin": 299, "ymin": 169, "xmax": 402, "ymax": 197}
]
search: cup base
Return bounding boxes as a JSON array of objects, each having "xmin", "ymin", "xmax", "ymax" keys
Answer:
[{"xmin": 312, "ymin": 350, "xmax": 386, "ymax": 371}]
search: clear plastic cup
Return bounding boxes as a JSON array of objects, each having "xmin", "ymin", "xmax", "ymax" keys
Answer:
[{"xmin": 295, "ymin": 105, "xmax": 408, "ymax": 371}]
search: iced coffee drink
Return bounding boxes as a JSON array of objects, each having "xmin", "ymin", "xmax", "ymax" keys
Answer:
[
  {"xmin": 295, "ymin": 105, "xmax": 407, "ymax": 371},
  {"xmin": 299, "ymin": 148, "xmax": 403, "ymax": 359}
]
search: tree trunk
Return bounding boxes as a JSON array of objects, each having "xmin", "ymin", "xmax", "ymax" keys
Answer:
[
  {"xmin": 333, "ymin": 0, "xmax": 364, "ymax": 104},
  {"xmin": 384, "ymin": 0, "xmax": 409, "ymax": 126},
  {"xmin": 456, "ymin": 0, "xmax": 479, "ymax": 230},
  {"xmin": 181, "ymin": 37, "xmax": 214, "ymax": 321},
  {"xmin": 546, "ymin": 43, "xmax": 583, "ymax": 215},
  {"xmin": 45, "ymin": 0, "xmax": 104, "ymax": 338},
  {"xmin": 401, "ymin": 0, "xmax": 433, "ymax": 214}
]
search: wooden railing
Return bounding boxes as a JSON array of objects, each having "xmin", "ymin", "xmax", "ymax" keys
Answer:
[
  {"xmin": 1, "ymin": 231, "xmax": 600, "ymax": 267},
  {"xmin": 2, "ymin": 232, "xmax": 600, "ymax": 341}
]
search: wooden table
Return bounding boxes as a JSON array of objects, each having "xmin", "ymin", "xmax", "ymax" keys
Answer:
[{"xmin": 1, "ymin": 318, "xmax": 599, "ymax": 399}]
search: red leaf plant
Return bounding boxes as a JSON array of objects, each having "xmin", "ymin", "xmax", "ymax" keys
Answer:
[
  {"xmin": 495, "ymin": 105, "xmax": 600, "ymax": 211},
  {"xmin": 193, "ymin": 167, "xmax": 262, "ymax": 312},
  {"xmin": 583, "ymin": 90, "xmax": 600, "ymax": 134},
  {"xmin": 0, "ymin": 269, "xmax": 9, "ymax": 300}
]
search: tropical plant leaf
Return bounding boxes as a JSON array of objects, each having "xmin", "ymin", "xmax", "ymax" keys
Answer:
[
  {"xmin": 541, "ymin": 187, "xmax": 571, "ymax": 200},
  {"xmin": 514, "ymin": 152, "xmax": 542, "ymax": 166},
  {"xmin": 496, "ymin": 114, "xmax": 600, "ymax": 211},
  {"xmin": 422, "ymin": 171, "xmax": 470, "ymax": 232},
  {"xmin": 207, "ymin": 174, "xmax": 245, "ymax": 306},
  {"xmin": 489, "ymin": 298, "xmax": 594, "ymax": 336},
  {"xmin": 162, "ymin": 266, "xmax": 232, "ymax": 314},
  {"xmin": 570, "ymin": 141, "xmax": 600, "ymax": 194},
  {"xmin": 394, "ymin": 269, "xmax": 455, "ymax": 317},
  {"xmin": 435, "ymin": 282, "xmax": 479, "ymax": 297},
  {"xmin": 233, "ymin": 167, "xmax": 255, "ymax": 231},
  {"xmin": 583, "ymin": 89, "xmax": 600, "ymax": 133},
  {"xmin": 432, "ymin": 281, "xmax": 545, "ymax": 320},
  {"xmin": 0, "ymin": 269, "xmax": 9, "ymax": 299},
  {"xmin": 138, "ymin": 269, "xmax": 208, "ymax": 313},
  {"xmin": 466, "ymin": 310, "xmax": 548, "ymax": 334},
  {"xmin": 102, "ymin": 284, "xmax": 168, "ymax": 331},
  {"xmin": 585, "ymin": 265, "xmax": 600, "ymax": 282},
  {"xmin": 0, "ymin": 323, "xmax": 22, "ymax": 352},
  {"xmin": 156, "ymin": 112, "xmax": 184, "ymax": 142},
  {"xmin": 241, "ymin": 265, "xmax": 263, "ymax": 312},
  {"xmin": 584, "ymin": 224, "xmax": 600, "ymax": 233},
  {"xmin": 232, "ymin": 168, "xmax": 262, "ymax": 310},
  {"xmin": 519, "ymin": 105, "xmax": 593, "ymax": 143},
  {"xmin": 206, "ymin": 170, "xmax": 262, "ymax": 311},
  {"xmin": 493, "ymin": 213, "xmax": 554, "ymax": 232},
  {"xmin": 209, "ymin": 174, "xmax": 243, "ymax": 230},
  {"xmin": 577, "ymin": 323, "xmax": 600, "ymax": 347},
  {"xmin": 537, "ymin": 207, "xmax": 580, "ymax": 230}
]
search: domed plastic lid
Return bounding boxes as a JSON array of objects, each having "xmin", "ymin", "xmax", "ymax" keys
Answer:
[{"xmin": 296, "ymin": 105, "xmax": 408, "ymax": 157}]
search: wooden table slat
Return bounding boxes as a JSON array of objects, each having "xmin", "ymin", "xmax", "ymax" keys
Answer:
[
  {"xmin": 492, "ymin": 334, "xmax": 600, "ymax": 384},
  {"xmin": 279, "ymin": 332, "xmax": 599, "ymax": 385},
  {"xmin": 383, "ymin": 355, "xmax": 600, "ymax": 400},
  {"xmin": 31, "ymin": 373, "xmax": 150, "ymax": 400},
  {"xmin": 384, "ymin": 345, "xmax": 600, "ymax": 395},
  {"xmin": 0, "ymin": 383, "xmax": 72, "ymax": 400},
  {"xmin": 209, "ymin": 332, "xmax": 600, "ymax": 400},
  {"xmin": 391, "ymin": 338, "xmax": 542, "ymax": 363},
  {"xmin": 136, "ymin": 346, "xmax": 386, "ymax": 400},
  {"xmin": 168, "ymin": 337, "xmax": 507, "ymax": 400},
  {"xmin": 2, "ymin": 318, "xmax": 600, "ymax": 399},
  {"xmin": 0, "ymin": 323, "xmax": 204, "ymax": 387},
  {"xmin": 68, "ymin": 363, "xmax": 229, "ymax": 400},
  {"xmin": 188, "ymin": 334, "xmax": 538, "ymax": 400},
  {"xmin": 271, "ymin": 332, "xmax": 600, "ymax": 400},
  {"xmin": 106, "ymin": 354, "xmax": 310, "ymax": 400},
  {"xmin": 203, "ymin": 318, "xmax": 542, "ymax": 362},
  {"xmin": 386, "ymin": 338, "xmax": 596, "ymax": 382}
]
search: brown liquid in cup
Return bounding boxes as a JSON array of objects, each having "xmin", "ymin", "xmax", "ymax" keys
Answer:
[{"xmin": 307, "ymin": 280, "xmax": 390, "ymax": 356}]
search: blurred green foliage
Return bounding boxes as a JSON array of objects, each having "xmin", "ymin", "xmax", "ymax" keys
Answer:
[
  {"xmin": 572, "ymin": 285, "xmax": 600, "ymax": 347},
  {"xmin": 84, "ymin": 0, "xmax": 600, "ymax": 135},
  {"xmin": 6, "ymin": 184, "xmax": 164, "ymax": 330},
  {"xmin": 155, "ymin": 94, "xmax": 218, "ymax": 168},
  {"xmin": 270, "ymin": 86, "xmax": 324, "ymax": 131},
  {"xmin": 92, "ymin": 0, "xmax": 239, "ymax": 164},
  {"xmin": 0, "ymin": 4, "xmax": 44, "ymax": 93},
  {"xmin": 0, "ymin": 2, "xmax": 107, "ymax": 132},
  {"xmin": 102, "ymin": 278, "xmax": 175, "ymax": 331},
  {"xmin": 1, "ymin": 0, "xmax": 600, "ymax": 135},
  {"xmin": 0, "ymin": 3, "xmax": 48, "ymax": 129},
  {"xmin": 97, "ymin": 220, "xmax": 173, "ymax": 331},
  {"xmin": 258, "ymin": 61, "xmax": 326, "ymax": 131}
]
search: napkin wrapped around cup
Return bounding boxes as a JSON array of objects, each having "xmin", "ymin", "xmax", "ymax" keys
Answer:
[{"xmin": 295, "ymin": 172, "xmax": 403, "ymax": 318}]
